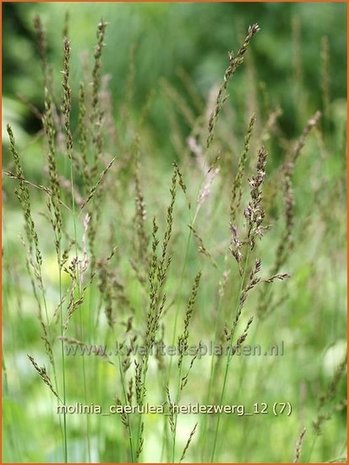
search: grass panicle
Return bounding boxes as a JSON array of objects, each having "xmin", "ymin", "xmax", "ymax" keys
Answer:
[
  {"xmin": 61, "ymin": 37, "xmax": 75, "ymax": 164},
  {"xmin": 180, "ymin": 423, "xmax": 198, "ymax": 462},
  {"xmin": 313, "ymin": 355, "xmax": 347, "ymax": 435},
  {"xmin": 27, "ymin": 354, "xmax": 60, "ymax": 400},
  {"xmin": 177, "ymin": 272, "xmax": 202, "ymax": 369},
  {"xmin": 245, "ymin": 145, "xmax": 268, "ymax": 249},
  {"xmin": 134, "ymin": 141, "xmax": 148, "ymax": 262},
  {"xmin": 230, "ymin": 113, "xmax": 256, "ymax": 225},
  {"xmin": 6, "ymin": 125, "xmax": 42, "ymax": 270},
  {"xmin": 293, "ymin": 428, "xmax": 306, "ymax": 463},
  {"xmin": 206, "ymin": 23, "xmax": 260, "ymax": 148},
  {"xmin": 80, "ymin": 157, "xmax": 116, "ymax": 210}
]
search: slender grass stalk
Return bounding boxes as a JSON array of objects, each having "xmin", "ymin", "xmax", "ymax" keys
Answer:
[
  {"xmin": 62, "ymin": 33, "xmax": 92, "ymax": 461},
  {"xmin": 171, "ymin": 272, "xmax": 201, "ymax": 461},
  {"xmin": 116, "ymin": 338, "xmax": 135, "ymax": 461},
  {"xmin": 210, "ymin": 248, "xmax": 250, "ymax": 461},
  {"xmin": 58, "ymin": 260, "xmax": 68, "ymax": 462},
  {"xmin": 199, "ymin": 268, "xmax": 230, "ymax": 459}
]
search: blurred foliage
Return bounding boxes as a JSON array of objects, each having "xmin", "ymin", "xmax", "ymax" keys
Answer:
[{"xmin": 3, "ymin": 2, "xmax": 346, "ymax": 149}]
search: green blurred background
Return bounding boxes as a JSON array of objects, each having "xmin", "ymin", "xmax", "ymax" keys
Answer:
[
  {"xmin": 2, "ymin": 2, "xmax": 347, "ymax": 463},
  {"xmin": 3, "ymin": 2, "xmax": 346, "ymax": 152}
]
